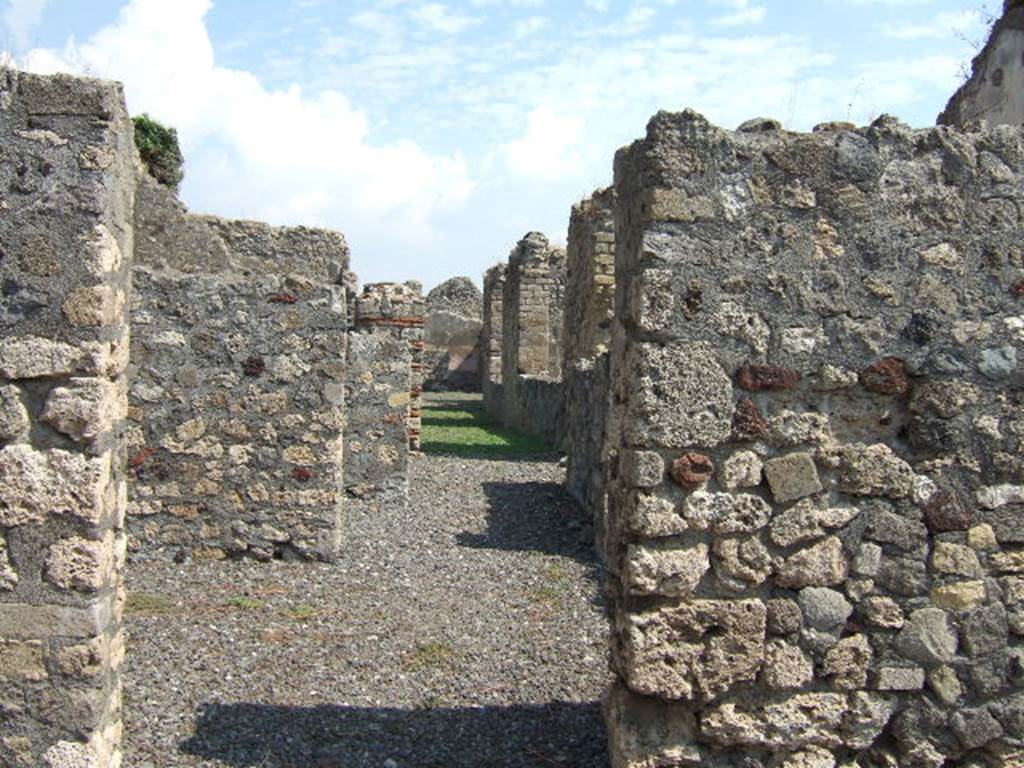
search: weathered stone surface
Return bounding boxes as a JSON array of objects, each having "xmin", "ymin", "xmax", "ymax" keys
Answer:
[
  {"xmin": 766, "ymin": 599, "xmax": 803, "ymax": 636},
  {"xmin": 798, "ymin": 587, "xmax": 852, "ymax": 633},
  {"xmin": 714, "ymin": 535, "xmax": 773, "ymax": 590},
  {"xmin": 0, "ymin": 436, "xmax": 110, "ymax": 527},
  {"xmin": 931, "ymin": 542, "xmax": 983, "ymax": 577},
  {"xmin": 732, "ymin": 398, "xmax": 769, "ymax": 441},
  {"xmin": 927, "ymin": 665, "xmax": 963, "ymax": 705},
  {"xmin": 863, "ymin": 596, "xmax": 904, "ymax": 629},
  {"xmin": 0, "ymin": 386, "xmax": 30, "ymax": 443},
  {"xmin": 930, "ymin": 580, "xmax": 987, "ymax": 610},
  {"xmin": 962, "ymin": 603, "xmax": 1009, "ymax": 657},
  {"xmin": 46, "ymin": 536, "xmax": 111, "ymax": 592},
  {"xmin": 736, "ymin": 364, "xmax": 801, "ymax": 392},
  {"xmin": 623, "ymin": 343, "xmax": 734, "ymax": 449},
  {"xmin": 719, "ymin": 450, "xmax": 763, "ymax": 491},
  {"xmin": 823, "ymin": 634, "xmax": 872, "ymax": 690},
  {"xmin": 770, "ymin": 499, "xmax": 858, "ymax": 548},
  {"xmin": 628, "ymin": 451, "xmax": 664, "ymax": 489},
  {"xmin": 876, "ymin": 666, "xmax": 926, "ymax": 691},
  {"xmin": 42, "ymin": 380, "xmax": 122, "ymax": 443},
  {"xmin": 604, "ymin": 683, "xmax": 700, "ymax": 768},
  {"xmin": 894, "ymin": 608, "xmax": 958, "ymax": 664},
  {"xmin": 625, "ymin": 542, "xmax": 709, "ymax": 597},
  {"xmin": 777, "ymin": 537, "xmax": 849, "ymax": 588},
  {"xmin": 764, "ymin": 453, "xmax": 823, "ymax": 504},
  {"xmin": 763, "ymin": 639, "xmax": 814, "ymax": 689},
  {"xmin": 951, "ymin": 708, "xmax": 1004, "ymax": 750},
  {"xmin": 835, "ymin": 444, "xmax": 914, "ymax": 498},
  {"xmin": 0, "ymin": 534, "xmax": 17, "ymax": 591},
  {"xmin": 681, "ymin": 491, "xmax": 771, "ymax": 534},
  {"xmin": 923, "ymin": 489, "xmax": 975, "ymax": 533},
  {"xmin": 701, "ymin": 693, "xmax": 859, "ymax": 750},
  {"xmin": 0, "ymin": 640, "xmax": 47, "ymax": 682},
  {"xmin": 977, "ymin": 484, "xmax": 1024, "ymax": 509},
  {"xmin": 623, "ymin": 600, "xmax": 766, "ymax": 700}
]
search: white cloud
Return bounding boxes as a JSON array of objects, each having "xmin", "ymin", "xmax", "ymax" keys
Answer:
[
  {"xmin": 513, "ymin": 15, "xmax": 548, "ymax": 38},
  {"xmin": 499, "ymin": 106, "xmax": 584, "ymax": 181},
  {"xmin": 18, "ymin": 0, "xmax": 475, "ymax": 270},
  {"xmin": 711, "ymin": 0, "xmax": 767, "ymax": 27},
  {"xmin": 409, "ymin": 3, "xmax": 481, "ymax": 35},
  {"xmin": 2, "ymin": 0, "xmax": 47, "ymax": 48},
  {"xmin": 880, "ymin": 10, "xmax": 981, "ymax": 40}
]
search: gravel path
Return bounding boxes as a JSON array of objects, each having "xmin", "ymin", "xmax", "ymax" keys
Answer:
[{"xmin": 122, "ymin": 448, "xmax": 611, "ymax": 767}]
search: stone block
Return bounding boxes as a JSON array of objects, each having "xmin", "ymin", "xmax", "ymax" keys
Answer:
[
  {"xmin": 894, "ymin": 608, "xmax": 958, "ymax": 664},
  {"xmin": 0, "ymin": 445, "xmax": 111, "ymax": 527},
  {"xmin": 604, "ymin": 683, "xmax": 700, "ymax": 768},
  {"xmin": 625, "ymin": 542, "xmax": 709, "ymax": 597},
  {"xmin": 777, "ymin": 537, "xmax": 849, "ymax": 588},
  {"xmin": 836, "ymin": 443, "xmax": 914, "ymax": 498},
  {"xmin": 764, "ymin": 453, "xmax": 823, "ymax": 503},
  {"xmin": 623, "ymin": 599, "xmax": 766, "ymax": 701},
  {"xmin": 770, "ymin": 499, "xmax": 858, "ymax": 548}
]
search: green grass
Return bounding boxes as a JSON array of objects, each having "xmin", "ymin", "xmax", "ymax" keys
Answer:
[
  {"xmin": 281, "ymin": 604, "xmax": 320, "ymax": 620},
  {"xmin": 421, "ymin": 395, "xmax": 553, "ymax": 458},
  {"xmin": 403, "ymin": 640, "xmax": 454, "ymax": 672},
  {"xmin": 125, "ymin": 592, "xmax": 177, "ymax": 615},
  {"xmin": 225, "ymin": 595, "xmax": 265, "ymax": 610}
]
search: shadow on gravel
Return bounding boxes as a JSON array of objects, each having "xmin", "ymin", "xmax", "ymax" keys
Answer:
[
  {"xmin": 181, "ymin": 700, "xmax": 608, "ymax": 767},
  {"xmin": 458, "ymin": 481, "xmax": 595, "ymax": 564}
]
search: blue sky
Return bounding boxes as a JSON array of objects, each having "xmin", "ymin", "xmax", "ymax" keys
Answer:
[{"xmin": 2, "ymin": 0, "xmax": 1001, "ymax": 289}]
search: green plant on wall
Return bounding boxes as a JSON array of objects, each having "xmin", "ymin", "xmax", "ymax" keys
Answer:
[{"xmin": 132, "ymin": 113, "xmax": 184, "ymax": 190}]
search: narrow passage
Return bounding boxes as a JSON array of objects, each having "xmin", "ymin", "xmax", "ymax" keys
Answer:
[{"xmin": 123, "ymin": 393, "xmax": 610, "ymax": 767}]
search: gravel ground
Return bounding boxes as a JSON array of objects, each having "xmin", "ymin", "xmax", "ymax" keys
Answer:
[{"xmin": 122, "ymin": 447, "xmax": 611, "ymax": 767}]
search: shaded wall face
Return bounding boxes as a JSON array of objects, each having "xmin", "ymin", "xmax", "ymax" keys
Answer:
[
  {"xmin": 481, "ymin": 266, "xmax": 506, "ymax": 410},
  {"xmin": 0, "ymin": 72, "xmax": 136, "ymax": 768},
  {"xmin": 605, "ymin": 110, "xmax": 1024, "ymax": 768},
  {"xmin": 423, "ymin": 278, "xmax": 483, "ymax": 392},
  {"xmin": 940, "ymin": 4, "xmax": 1024, "ymax": 128},
  {"xmin": 563, "ymin": 191, "xmax": 616, "ymax": 553},
  {"xmin": 128, "ymin": 178, "xmax": 349, "ymax": 562}
]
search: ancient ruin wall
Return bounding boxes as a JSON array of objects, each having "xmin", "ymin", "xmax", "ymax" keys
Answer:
[
  {"xmin": 940, "ymin": 1, "xmax": 1024, "ymax": 129},
  {"xmin": 481, "ymin": 263, "xmax": 507, "ymax": 407},
  {"xmin": 344, "ymin": 282, "xmax": 424, "ymax": 509},
  {"xmin": 605, "ymin": 110, "xmax": 1024, "ymax": 767},
  {"xmin": 0, "ymin": 72, "xmax": 135, "ymax": 768},
  {"xmin": 494, "ymin": 233, "xmax": 566, "ymax": 444},
  {"xmin": 128, "ymin": 175, "xmax": 349, "ymax": 562},
  {"xmin": 423, "ymin": 277, "xmax": 483, "ymax": 392},
  {"xmin": 563, "ymin": 189, "xmax": 616, "ymax": 552}
]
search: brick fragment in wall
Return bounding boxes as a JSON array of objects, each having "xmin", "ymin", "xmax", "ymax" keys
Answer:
[
  {"xmin": 0, "ymin": 70, "xmax": 135, "ymax": 768},
  {"xmin": 603, "ymin": 107, "xmax": 1024, "ymax": 765}
]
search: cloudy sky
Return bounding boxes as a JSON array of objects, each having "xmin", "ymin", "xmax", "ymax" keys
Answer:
[{"xmin": 2, "ymin": 0, "xmax": 1000, "ymax": 289}]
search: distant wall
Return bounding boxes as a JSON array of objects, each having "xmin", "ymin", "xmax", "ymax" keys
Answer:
[
  {"xmin": 604, "ymin": 109, "xmax": 1024, "ymax": 768},
  {"xmin": 423, "ymin": 277, "xmax": 483, "ymax": 392},
  {"xmin": 563, "ymin": 189, "xmax": 616, "ymax": 550},
  {"xmin": 127, "ymin": 175, "xmax": 348, "ymax": 562},
  {"xmin": 0, "ymin": 72, "xmax": 135, "ymax": 768},
  {"xmin": 485, "ymin": 233, "xmax": 566, "ymax": 446},
  {"xmin": 940, "ymin": 1, "xmax": 1024, "ymax": 128},
  {"xmin": 481, "ymin": 264, "xmax": 506, "ymax": 407},
  {"xmin": 344, "ymin": 282, "xmax": 424, "ymax": 511}
]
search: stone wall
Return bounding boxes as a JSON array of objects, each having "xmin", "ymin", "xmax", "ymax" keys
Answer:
[
  {"xmin": 344, "ymin": 282, "xmax": 424, "ymax": 510},
  {"xmin": 486, "ymin": 233, "xmax": 566, "ymax": 445},
  {"xmin": 423, "ymin": 277, "xmax": 483, "ymax": 392},
  {"xmin": 127, "ymin": 175, "xmax": 349, "ymax": 562},
  {"xmin": 563, "ymin": 189, "xmax": 616, "ymax": 551},
  {"xmin": 604, "ymin": 110, "xmax": 1024, "ymax": 767},
  {"xmin": 0, "ymin": 72, "xmax": 135, "ymax": 768},
  {"xmin": 481, "ymin": 263, "xmax": 506, "ymax": 407},
  {"xmin": 940, "ymin": 1, "xmax": 1024, "ymax": 129}
]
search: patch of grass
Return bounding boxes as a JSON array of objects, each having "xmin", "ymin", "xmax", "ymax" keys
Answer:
[
  {"xmin": 225, "ymin": 595, "xmax": 265, "ymax": 610},
  {"xmin": 529, "ymin": 585, "xmax": 563, "ymax": 603},
  {"xmin": 421, "ymin": 396, "xmax": 553, "ymax": 458},
  {"xmin": 403, "ymin": 640, "xmax": 454, "ymax": 672},
  {"xmin": 125, "ymin": 592, "xmax": 177, "ymax": 615},
  {"xmin": 281, "ymin": 604, "xmax": 320, "ymax": 620}
]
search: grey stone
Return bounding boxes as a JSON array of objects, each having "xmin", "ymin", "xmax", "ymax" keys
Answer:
[
  {"xmin": 0, "ymin": 385, "xmax": 29, "ymax": 442},
  {"xmin": 798, "ymin": 587, "xmax": 852, "ymax": 633},
  {"xmin": 876, "ymin": 667, "xmax": 926, "ymax": 691},
  {"xmin": 979, "ymin": 345, "xmax": 1018, "ymax": 379},
  {"xmin": 766, "ymin": 598, "xmax": 803, "ymax": 635},
  {"xmin": 951, "ymin": 707, "xmax": 1004, "ymax": 749},
  {"xmin": 961, "ymin": 603, "xmax": 1009, "ymax": 657},
  {"xmin": 894, "ymin": 608, "xmax": 958, "ymax": 665}
]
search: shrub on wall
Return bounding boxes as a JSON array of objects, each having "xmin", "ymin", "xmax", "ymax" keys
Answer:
[{"xmin": 133, "ymin": 113, "xmax": 184, "ymax": 190}]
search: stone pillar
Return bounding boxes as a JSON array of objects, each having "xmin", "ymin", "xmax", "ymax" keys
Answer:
[
  {"xmin": 0, "ymin": 72, "xmax": 135, "ymax": 768},
  {"xmin": 605, "ymin": 110, "xmax": 1024, "ymax": 767},
  {"xmin": 498, "ymin": 233, "xmax": 567, "ymax": 443},
  {"xmin": 481, "ymin": 263, "xmax": 507, "ymax": 415},
  {"xmin": 354, "ymin": 282, "xmax": 425, "ymax": 452},
  {"xmin": 563, "ymin": 189, "xmax": 616, "ymax": 552}
]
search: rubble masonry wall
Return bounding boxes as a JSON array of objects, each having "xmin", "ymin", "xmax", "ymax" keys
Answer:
[
  {"xmin": 563, "ymin": 189, "xmax": 617, "ymax": 553},
  {"xmin": 604, "ymin": 110, "xmax": 1024, "ymax": 768},
  {"xmin": 0, "ymin": 72, "xmax": 135, "ymax": 768},
  {"xmin": 127, "ymin": 175, "xmax": 349, "ymax": 562}
]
